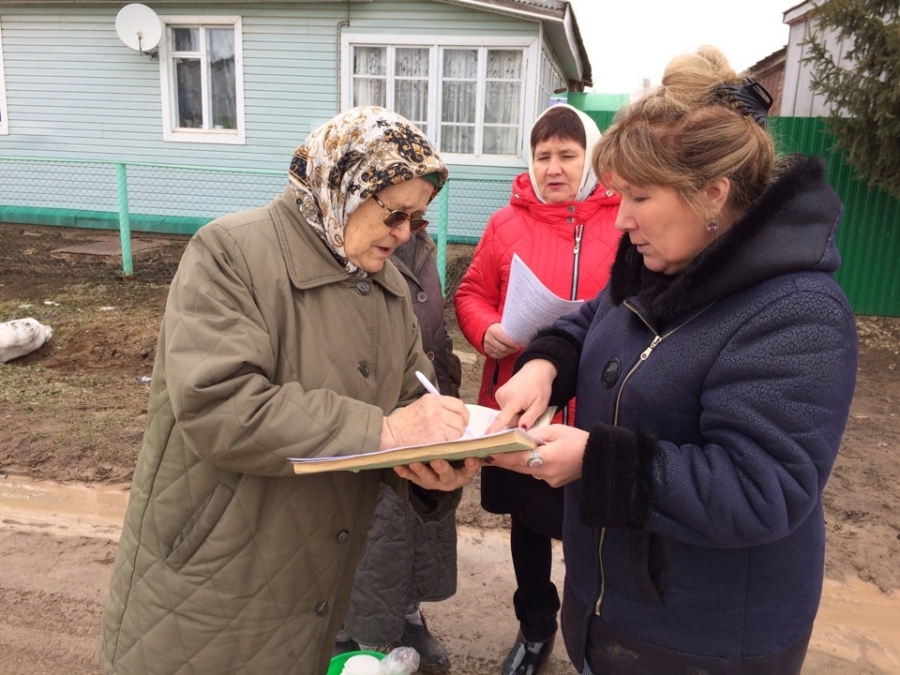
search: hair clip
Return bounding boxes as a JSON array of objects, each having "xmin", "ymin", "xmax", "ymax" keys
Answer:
[{"xmin": 715, "ymin": 79, "xmax": 774, "ymax": 130}]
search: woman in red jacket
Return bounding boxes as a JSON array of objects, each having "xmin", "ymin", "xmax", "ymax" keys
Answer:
[{"xmin": 454, "ymin": 104, "xmax": 620, "ymax": 675}]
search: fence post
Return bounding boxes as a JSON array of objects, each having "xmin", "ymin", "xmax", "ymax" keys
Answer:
[
  {"xmin": 116, "ymin": 162, "xmax": 134, "ymax": 282},
  {"xmin": 437, "ymin": 180, "xmax": 449, "ymax": 296}
]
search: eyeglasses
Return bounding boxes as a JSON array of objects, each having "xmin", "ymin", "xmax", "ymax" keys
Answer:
[{"xmin": 372, "ymin": 194, "xmax": 429, "ymax": 232}]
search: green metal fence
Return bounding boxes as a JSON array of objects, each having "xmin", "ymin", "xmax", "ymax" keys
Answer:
[
  {"xmin": 0, "ymin": 156, "xmax": 511, "ymax": 291},
  {"xmin": 768, "ymin": 117, "xmax": 900, "ymax": 317},
  {"xmin": 3, "ymin": 114, "xmax": 900, "ymax": 315}
]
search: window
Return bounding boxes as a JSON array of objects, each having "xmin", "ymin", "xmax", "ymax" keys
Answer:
[
  {"xmin": 0, "ymin": 20, "xmax": 8, "ymax": 135},
  {"xmin": 537, "ymin": 49, "xmax": 566, "ymax": 113},
  {"xmin": 158, "ymin": 16, "xmax": 245, "ymax": 144},
  {"xmin": 343, "ymin": 36, "xmax": 538, "ymax": 163}
]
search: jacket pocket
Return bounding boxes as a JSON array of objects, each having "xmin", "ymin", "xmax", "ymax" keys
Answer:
[
  {"xmin": 630, "ymin": 530, "xmax": 666, "ymax": 604},
  {"xmin": 165, "ymin": 484, "xmax": 234, "ymax": 571}
]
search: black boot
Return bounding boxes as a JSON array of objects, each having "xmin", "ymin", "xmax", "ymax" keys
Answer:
[
  {"xmin": 500, "ymin": 630, "xmax": 555, "ymax": 675},
  {"xmin": 396, "ymin": 610, "xmax": 451, "ymax": 674}
]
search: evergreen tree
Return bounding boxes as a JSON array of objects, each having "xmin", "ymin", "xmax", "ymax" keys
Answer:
[{"xmin": 804, "ymin": 0, "xmax": 900, "ymax": 199}]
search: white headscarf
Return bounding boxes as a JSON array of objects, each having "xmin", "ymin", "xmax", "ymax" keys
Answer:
[{"xmin": 528, "ymin": 103, "xmax": 602, "ymax": 203}]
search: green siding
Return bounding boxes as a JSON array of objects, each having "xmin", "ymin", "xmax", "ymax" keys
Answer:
[{"xmin": 771, "ymin": 117, "xmax": 900, "ymax": 317}]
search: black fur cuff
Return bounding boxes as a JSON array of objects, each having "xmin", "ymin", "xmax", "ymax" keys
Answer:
[
  {"xmin": 579, "ymin": 424, "xmax": 657, "ymax": 528},
  {"xmin": 514, "ymin": 327, "xmax": 581, "ymax": 408}
]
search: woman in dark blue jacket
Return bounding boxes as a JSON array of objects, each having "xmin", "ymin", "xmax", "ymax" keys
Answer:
[{"xmin": 485, "ymin": 46, "xmax": 858, "ymax": 675}]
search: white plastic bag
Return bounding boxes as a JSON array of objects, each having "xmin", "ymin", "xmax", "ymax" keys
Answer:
[
  {"xmin": 373, "ymin": 647, "xmax": 420, "ymax": 675},
  {"xmin": 0, "ymin": 318, "xmax": 53, "ymax": 363}
]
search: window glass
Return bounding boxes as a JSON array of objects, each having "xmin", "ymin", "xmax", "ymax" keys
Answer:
[
  {"xmin": 174, "ymin": 28, "xmax": 199, "ymax": 52},
  {"xmin": 395, "ymin": 48, "xmax": 429, "ymax": 132},
  {"xmin": 353, "ymin": 46, "xmax": 387, "ymax": 107},
  {"xmin": 348, "ymin": 41, "xmax": 526, "ymax": 158},
  {"xmin": 483, "ymin": 50, "xmax": 521, "ymax": 154},
  {"xmin": 175, "ymin": 58, "xmax": 203, "ymax": 128},
  {"xmin": 208, "ymin": 29, "xmax": 236, "ymax": 129},
  {"xmin": 168, "ymin": 23, "xmax": 239, "ymax": 133},
  {"xmin": 441, "ymin": 49, "xmax": 478, "ymax": 154}
]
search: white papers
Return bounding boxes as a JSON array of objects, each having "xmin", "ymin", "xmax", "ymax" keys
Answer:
[
  {"xmin": 500, "ymin": 254, "xmax": 583, "ymax": 345},
  {"xmin": 462, "ymin": 403, "xmax": 500, "ymax": 438}
]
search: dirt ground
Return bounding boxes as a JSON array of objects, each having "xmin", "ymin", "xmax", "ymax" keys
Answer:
[{"xmin": 0, "ymin": 226, "xmax": 899, "ymax": 674}]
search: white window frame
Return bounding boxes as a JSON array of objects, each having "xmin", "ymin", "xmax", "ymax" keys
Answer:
[
  {"xmin": 158, "ymin": 15, "xmax": 246, "ymax": 144},
  {"xmin": 0, "ymin": 21, "xmax": 8, "ymax": 135},
  {"xmin": 537, "ymin": 47, "xmax": 566, "ymax": 116},
  {"xmin": 341, "ymin": 34, "xmax": 539, "ymax": 167}
]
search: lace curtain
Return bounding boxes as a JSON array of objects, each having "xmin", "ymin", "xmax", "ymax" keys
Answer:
[
  {"xmin": 483, "ymin": 49, "xmax": 521, "ymax": 155},
  {"xmin": 353, "ymin": 46, "xmax": 387, "ymax": 108},
  {"xmin": 351, "ymin": 44, "xmax": 524, "ymax": 156},
  {"xmin": 395, "ymin": 48, "xmax": 429, "ymax": 134},
  {"xmin": 440, "ymin": 49, "xmax": 477, "ymax": 154}
]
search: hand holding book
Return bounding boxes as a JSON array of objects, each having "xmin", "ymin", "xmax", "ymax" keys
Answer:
[{"xmin": 289, "ymin": 402, "xmax": 555, "ymax": 475}]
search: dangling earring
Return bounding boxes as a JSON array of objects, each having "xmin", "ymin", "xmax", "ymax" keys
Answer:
[{"xmin": 706, "ymin": 219, "xmax": 719, "ymax": 234}]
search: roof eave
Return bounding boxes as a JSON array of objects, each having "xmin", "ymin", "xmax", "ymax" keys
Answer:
[{"xmin": 434, "ymin": 0, "xmax": 591, "ymax": 86}]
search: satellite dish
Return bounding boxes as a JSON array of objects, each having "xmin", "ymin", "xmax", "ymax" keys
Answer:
[{"xmin": 115, "ymin": 3, "xmax": 162, "ymax": 54}]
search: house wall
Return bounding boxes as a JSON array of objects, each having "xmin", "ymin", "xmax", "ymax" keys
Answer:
[
  {"xmin": 781, "ymin": 3, "xmax": 851, "ymax": 117},
  {"xmin": 753, "ymin": 66, "xmax": 784, "ymax": 116},
  {"xmin": 0, "ymin": 1, "xmax": 554, "ymax": 239}
]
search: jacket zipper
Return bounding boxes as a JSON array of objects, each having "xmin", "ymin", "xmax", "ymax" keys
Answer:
[
  {"xmin": 563, "ymin": 223, "xmax": 584, "ymax": 426},
  {"xmin": 570, "ymin": 223, "xmax": 584, "ymax": 301},
  {"xmin": 593, "ymin": 300, "xmax": 714, "ymax": 616}
]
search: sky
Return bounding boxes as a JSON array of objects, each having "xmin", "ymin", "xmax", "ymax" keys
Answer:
[{"xmin": 566, "ymin": 0, "xmax": 794, "ymax": 94}]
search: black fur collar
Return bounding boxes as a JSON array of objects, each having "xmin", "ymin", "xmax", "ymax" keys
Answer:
[{"xmin": 608, "ymin": 156, "xmax": 842, "ymax": 325}]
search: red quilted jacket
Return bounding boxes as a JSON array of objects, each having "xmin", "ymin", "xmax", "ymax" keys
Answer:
[{"xmin": 454, "ymin": 172, "xmax": 621, "ymax": 414}]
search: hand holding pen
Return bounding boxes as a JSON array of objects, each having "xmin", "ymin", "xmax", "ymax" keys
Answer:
[{"xmin": 416, "ymin": 370, "xmax": 474, "ymax": 438}]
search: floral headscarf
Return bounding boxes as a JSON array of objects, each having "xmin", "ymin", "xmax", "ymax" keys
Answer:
[
  {"xmin": 289, "ymin": 106, "xmax": 449, "ymax": 276},
  {"xmin": 528, "ymin": 103, "xmax": 602, "ymax": 204}
]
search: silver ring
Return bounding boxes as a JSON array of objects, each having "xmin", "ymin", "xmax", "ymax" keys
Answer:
[{"xmin": 526, "ymin": 449, "xmax": 544, "ymax": 469}]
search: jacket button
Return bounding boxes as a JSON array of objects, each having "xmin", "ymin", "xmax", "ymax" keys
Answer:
[
  {"xmin": 567, "ymin": 217, "xmax": 574, "ymax": 224},
  {"xmin": 335, "ymin": 530, "xmax": 349, "ymax": 544},
  {"xmin": 417, "ymin": 291, "xmax": 428, "ymax": 303},
  {"xmin": 358, "ymin": 362, "xmax": 370, "ymax": 377},
  {"xmin": 601, "ymin": 358, "xmax": 621, "ymax": 389},
  {"xmin": 315, "ymin": 602, "xmax": 328, "ymax": 617},
  {"xmin": 568, "ymin": 205, "xmax": 575, "ymax": 212},
  {"xmin": 356, "ymin": 282, "xmax": 370, "ymax": 295},
  {"xmin": 426, "ymin": 351, "xmax": 435, "ymax": 361}
]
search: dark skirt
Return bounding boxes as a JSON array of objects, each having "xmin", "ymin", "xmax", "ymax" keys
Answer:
[{"xmin": 480, "ymin": 465, "xmax": 564, "ymax": 540}]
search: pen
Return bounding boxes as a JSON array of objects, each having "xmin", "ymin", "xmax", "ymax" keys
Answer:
[
  {"xmin": 415, "ymin": 370, "xmax": 474, "ymax": 438},
  {"xmin": 415, "ymin": 370, "xmax": 441, "ymax": 396}
]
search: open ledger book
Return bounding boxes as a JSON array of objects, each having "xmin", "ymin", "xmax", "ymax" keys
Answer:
[{"xmin": 289, "ymin": 404, "xmax": 556, "ymax": 475}]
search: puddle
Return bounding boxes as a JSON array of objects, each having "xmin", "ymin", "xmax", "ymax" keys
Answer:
[
  {"xmin": 1, "ymin": 477, "xmax": 898, "ymax": 671},
  {"xmin": 812, "ymin": 577, "xmax": 900, "ymax": 672},
  {"xmin": 0, "ymin": 475, "xmax": 129, "ymax": 537}
]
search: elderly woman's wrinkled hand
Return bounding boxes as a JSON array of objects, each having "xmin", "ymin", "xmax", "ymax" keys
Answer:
[
  {"xmin": 381, "ymin": 393, "xmax": 469, "ymax": 450},
  {"xmin": 393, "ymin": 456, "xmax": 480, "ymax": 491}
]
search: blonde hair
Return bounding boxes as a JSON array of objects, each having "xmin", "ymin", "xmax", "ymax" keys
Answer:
[{"xmin": 593, "ymin": 46, "xmax": 775, "ymax": 219}]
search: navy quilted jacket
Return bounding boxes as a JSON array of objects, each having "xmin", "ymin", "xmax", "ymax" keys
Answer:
[{"xmin": 520, "ymin": 157, "xmax": 858, "ymax": 672}]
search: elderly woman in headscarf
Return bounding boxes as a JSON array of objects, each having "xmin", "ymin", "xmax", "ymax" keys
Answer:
[{"xmin": 99, "ymin": 106, "xmax": 478, "ymax": 675}]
